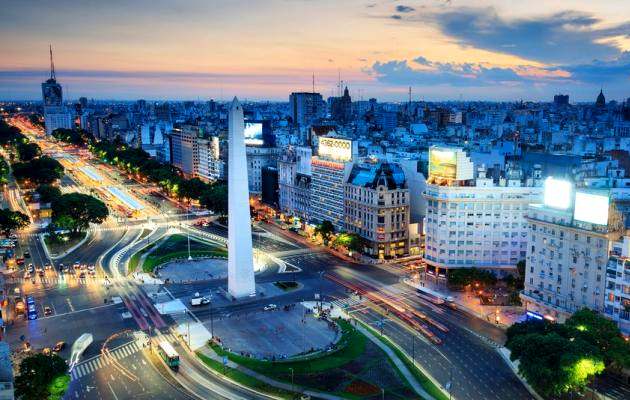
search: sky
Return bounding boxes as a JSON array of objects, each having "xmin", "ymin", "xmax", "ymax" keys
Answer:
[{"xmin": 1, "ymin": 0, "xmax": 629, "ymax": 102}]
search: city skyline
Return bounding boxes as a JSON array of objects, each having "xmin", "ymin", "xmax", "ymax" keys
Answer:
[{"xmin": 1, "ymin": 0, "xmax": 630, "ymax": 102}]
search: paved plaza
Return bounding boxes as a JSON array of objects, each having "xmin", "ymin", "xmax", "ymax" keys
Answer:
[
  {"xmin": 156, "ymin": 258, "xmax": 227, "ymax": 282},
  {"xmin": 212, "ymin": 303, "xmax": 340, "ymax": 360}
]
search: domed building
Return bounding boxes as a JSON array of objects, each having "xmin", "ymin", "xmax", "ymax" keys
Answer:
[{"xmin": 596, "ymin": 88, "xmax": 606, "ymax": 108}]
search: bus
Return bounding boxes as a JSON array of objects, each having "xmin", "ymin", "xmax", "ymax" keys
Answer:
[{"xmin": 157, "ymin": 341, "xmax": 180, "ymax": 370}]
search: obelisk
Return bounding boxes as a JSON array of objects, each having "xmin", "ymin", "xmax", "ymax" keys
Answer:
[{"xmin": 227, "ymin": 97, "xmax": 256, "ymax": 298}]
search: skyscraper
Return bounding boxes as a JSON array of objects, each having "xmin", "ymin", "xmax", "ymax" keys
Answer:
[
  {"xmin": 289, "ymin": 92, "xmax": 324, "ymax": 127},
  {"xmin": 42, "ymin": 46, "xmax": 72, "ymax": 135},
  {"xmin": 227, "ymin": 97, "xmax": 256, "ymax": 298}
]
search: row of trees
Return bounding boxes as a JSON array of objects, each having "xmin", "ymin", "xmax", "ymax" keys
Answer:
[
  {"xmin": 15, "ymin": 353, "xmax": 68, "ymax": 399},
  {"xmin": 506, "ymin": 309, "xmax": 630, "ymax": 397},
  {"xmin": 53, "ymin": 131, "xmax": 228, "ymax": 214},
  {"xmin": 313, "ymin": 220, "xmax": 365, "ymax": 252},
  {"xmin": 446, "ymin": 268, "xmax": 498, "ymax": 287}
]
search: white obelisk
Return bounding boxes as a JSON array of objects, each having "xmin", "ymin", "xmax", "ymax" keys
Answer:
[{"xmin": 227, "ymin": 97, "xmax": 256, "ymax": 298}]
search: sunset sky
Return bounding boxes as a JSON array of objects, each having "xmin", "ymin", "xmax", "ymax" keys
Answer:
[{"xmin": 1, "ymin": 0, "xmax": 629, "ymax": 102}]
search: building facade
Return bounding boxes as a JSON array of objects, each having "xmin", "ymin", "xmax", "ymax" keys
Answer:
[
  {"xmin": 289, "ymin": 92, "xmax": 324, "ymax": 127},
  {"xmin": 345, "ymin": 162, "xmax": 410, "ymax": 258},
  {"xmin": 278, "ymin": 146, "xmax": 312, "ymax": 222},
  {"xmin": 310, "ymin": 136, "xmax": 357, "ymax": 231},
  {"xmin": 604, "ymin": 236, "xmax": 630, "ymax": 336},
  {"xmin": 521, "ymin": 185, "xmax": 625, "ymax": 323}
]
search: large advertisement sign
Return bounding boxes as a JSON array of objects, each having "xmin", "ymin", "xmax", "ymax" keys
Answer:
[
  {"xmin": 574, "ymin": 191, "xmax": 609, "ymax": 225},
  {"xmin": 244, "ymin": 122, "xmax": 264, "ymax": 146},
  {"xmin": 429, "ymin": 148, "xmax": 457, "ymax": 179},
  {"xmin": 318, "ymin": 137, "xmax": 352, "ymax": 162},
  {"xmin": 543, "ymin": 177, "xmax": 572, "ymax": 210}
]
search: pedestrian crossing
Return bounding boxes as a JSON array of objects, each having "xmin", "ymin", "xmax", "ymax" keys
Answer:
[{"xmin": 70, "ymin": 332, "xmax": 179, "ymax": 380}]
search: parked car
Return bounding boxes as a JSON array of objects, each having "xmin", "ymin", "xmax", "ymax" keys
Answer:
[
  {"xmin": 23, "ymin": 251, "xmax": 30, "ymax": 258},
  {"xmin": 44, "ymin": 306, "xmax": 53, "ymax": 317},
  {"xmin": 263, "ymin": 304, "xmax": 277, "ymax": 311}
]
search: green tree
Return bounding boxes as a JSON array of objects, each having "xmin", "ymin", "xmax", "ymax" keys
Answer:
[
  {"xmin": 14, "ymin": 353, "xmax": 68, "ymax": 400},
  {"xmin": 447, "ymin": 268, "xmax": 497, "ymax": 287},
  {"xmin": 0, "ymin": 208, "xmax": 29, "ymax": 237},
  {"xmin": 36, "ymin": 184, "xmax": 62, "ymax": 204},
  {"xmin": 16, "ymin": 141, "xmax": 41, "ymax": 161},
  {"xmin": 333, "ymin": 232, "xmax": 364, "ymax": 252},
  {"xmin": 199, "ymin": 183, "xmax": 228, "ymax": 215},
  {"xmin": 315, "ymin": 220, "xmax": 335, "ymax": 244},
  {"xmin": 52, "ymin": 193, "xmax": 108, "ymax": 233},
  {"xmin": 12, "ymin": 156, "xmax": 64, "ymax": 185}
]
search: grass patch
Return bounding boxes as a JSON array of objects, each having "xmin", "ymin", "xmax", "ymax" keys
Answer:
[
  {"xmin": 274, "ymin": 281, "xmax": 299, "ymax": 292},
  {"xmin": 141, "ymin": 234, "xmax": 227, "ymax": 273},
  {"xmin": 47, "ymin": 374, "xmax": 70, "ymax": 400},
  {"xmin": 358, "ymin": 321, "xmax": 449, "ymax": 400},
  {"xmin": 44, "ymin": 231, "xmax": 86, "ymax": 256},
  {"xmin": 197, "ymin": 352, "xmax": 295, "ymax": 399}
]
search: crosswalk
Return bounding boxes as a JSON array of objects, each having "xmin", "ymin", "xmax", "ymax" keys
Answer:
[{"xmin": 70, "ymin": 332, "xmax": 179, "ymax": 380}]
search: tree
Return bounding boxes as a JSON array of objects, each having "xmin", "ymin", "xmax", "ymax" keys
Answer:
[
  {"xmin": 179, "ymin": 177, "xmax": 209, "ymax": 201},
  {"xmin": 14, "ymin": 353, "xmax": 68, "ymax": 400},
  {"xmin": 16, "ymin": 142, "xmax": 41, "ymax": 161},
  {"xmin": 314, "ymin": 220, "xmax": 335, "ymax": 244},
  {"xmin": 333, "ymin": 232, "xmax": 364, "ymax": 252},
  {"xmin": 36, "ymin": 184, "xmax": 62, "ymax": 204},
  {"xmin": 12, "ymin": 156, "xmax": 64, "ymax": 185},
  {"xmin": 447, "ymin": 268, "xmax": 497, "ymax": 287},
  {"xmin": 0, "ymin": 208, "xmax": 29, "ymax": 237},
  {"xmin": 199, "ymin": 183, "xmax": 228, "ymax": 215},
  {"xmin": 52, "ymin": 193, "xmax": 108, "ymax": 233}
]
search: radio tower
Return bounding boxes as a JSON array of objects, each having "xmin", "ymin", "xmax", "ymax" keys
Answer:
[{"xmin": 49, "ymin": 44, "xmax": 56, "ymax": 81}]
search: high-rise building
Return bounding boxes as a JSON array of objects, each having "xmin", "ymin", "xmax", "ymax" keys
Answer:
[
  {"xmin": 310, "ymin": 136, "xmax": 357, "ymax": 231},
  {"xmin": 344, "ymin": 162, "xmax": 410, "ymax": 258},
  {"xmin": 604, "ymin": 236, "xmax": 630, "ymax": 336},
  {"xmin": 197, "ymin": 136, "xmax": 225, "ymax": 182},
  {"xmin": 553, "ymin": 94, "xmax": 569, "ymax": 106},
  {"xmin": 423, "ymin": 147, "xmax": 542, "ymax": 278},
  {"xmin": 168, "ymin": 125, "xmax": 200, "ymax": 178},
  {"xmin": 330, "ymin": 87, "xmax": 352, "ymax": 124},
  {"xmin": 521, "ymin": 181, "xmax": 626, "ymax": 323},
  {"xmin": 289, "ymin": 92, "xmax": 324, "ymax": 127},
  {"xmin": 278, "ymin": 146, "xmax": 312, "ymax": 223},
  {"xmin": 42, "ymin": 46, "xmax": 72, "ymax": 135}
]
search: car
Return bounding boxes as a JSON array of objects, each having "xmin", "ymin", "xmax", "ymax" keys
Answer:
[
  {"xmin": 37, "ymin": 270, "xmax": 44, "ymax": 277},
  {"xmin": 52, "ymin": 341, "xmax": 66, "ymax": 352},
  {"xmin": 73, "ymin": 261, "xmax": 80, "ymax": 268},
  {"xmin": 43, "ymin": 306, "xmax": 52, "ymax": 316},
  {"xmin": 23, "ymin": 271, "xmax": 30, "ymax": 279},
  {"xmin": 44, "ymin": 263, "xmax": 52, "ymax": 270},
  {"xmin": 42, "ymin": 348, "xmax": 51, "ymax": 356},
  {"xmin": 14, "ymin": 297, "xmax": 25, "ymax": 313},
  {"xmin": 15, "ymin": 258, "xmax": 24, "ymax": 266},
  {"xmin": 78, "ymin": 272, "xmax": 86, "ymax": 279},
  {"xmin": 27, "ymin": 264, "xmax": 34, "ymax": 273},
  {"xmin": 263, "ymin": 304, "xmax": 277, "ymax": 311},
  {"xmin": 35, "ymin": 265, "xmax": 43, "ymax": 273},
  {"xmin": 23, "ymin": 251, "xmax": 30, "ymax": 258},
  {"xmin": 26, "ymin": 296, "xmax": 35, "ymax": 305},
  {"xmin": 80, "ymin": 264, "xmax": 87, "ymax": 270},
  {"xmin": 87, "ymin": 264, "xmax": 95, "ymax": 272}
]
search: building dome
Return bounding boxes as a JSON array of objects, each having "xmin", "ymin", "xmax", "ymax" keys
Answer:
[{"xmin": 596, "ymin": 89, "xmax": 606, "ymax": 107}]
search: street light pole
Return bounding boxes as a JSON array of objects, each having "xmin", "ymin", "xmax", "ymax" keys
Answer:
[{"xmin": 186, "ymin": 204, "xmax": 192, "ymax": 260}]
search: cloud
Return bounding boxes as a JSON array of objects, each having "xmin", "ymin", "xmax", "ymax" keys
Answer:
[
  {"xmin": 371, "ymin": 52, "xmax": 630, "ymax": 88},
  {"xmin": 390, "ymin": 15, "xmax": 402, "ymax": 20},
  {"xmin": 395, "ymin": 5, "xmax": 415, "ymax": 13},
  {"xmin": 371, "ymin": 58, "xmax": 526, "ymax": 87},
  {"xmin": 424, "ymin": 7, "xmax": 630, "ymax": 64}
]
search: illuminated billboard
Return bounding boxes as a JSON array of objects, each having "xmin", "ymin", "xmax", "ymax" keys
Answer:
[
  {"xmin": 244, "ymin": 122, "xmax": 264, "ymax": 146},
  {"xmin": 574, "ymin": 191, "xmax": 609, "ymax": 225},
  {"xmin": 543, "ymin": 177, "xmax": 572, "ymax": 210},
  {"xmin": 429, "ymin": 148, "xmax": 457, "ymax": 180},
  {"xmin": 318, "ymin": 137, "xmax": 353, "ymax": 162}
]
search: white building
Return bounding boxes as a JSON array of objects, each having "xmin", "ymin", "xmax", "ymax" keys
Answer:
[
  {"xmin": 423, "ymin": 147, "xmax": 542, "ymax": 277},
  {"xmin": 310, "ymin": 136, "xmax": 357, "ymax": 231},
  {"xmin": 521, "ymin": 181, "xmax": 627, "ymax": 323},
  {"xmin": 198, "ymin": 136, "xmax": 225, "ymax": 182},
  {"xmin": 278, "ymin": 146, "xmax": 312, "ymax": 222},
  {"xmin": 604, "ymin": 236, "xmax": 630, "ymax": 336},
  {"xmin": 246, "ymin": 146, "xmax": 280, "ymax": 194}
]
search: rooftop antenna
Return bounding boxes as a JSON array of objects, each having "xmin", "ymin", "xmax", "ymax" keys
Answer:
[
  {"xmin": 337, "ymin": 69, "xmax": 341, "ymax": 97},
  {"xmin": 408, "ymin": 86, "xmax": 412, "ymax": 117},
  {"xmin": 312, "ymin": 72, "xmax": 315, "ymax": 94},
  {"xmin": 49, "ymin": 44, "xmax": 56, "ymax": 81}
]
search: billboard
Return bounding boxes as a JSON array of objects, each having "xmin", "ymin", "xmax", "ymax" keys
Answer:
[
  {"xmin": 574, "ymin": 191, "xmax": 609, "ymax": 225},
  {"xmin": 244, "ymin": 122, "xmax": 264, "ymax": 146},
  {"xmin": 543, "ymin": 177, "xmax": 572, "ymax": 210},
  {"xmin": 429, "ymin": 148, "xmax": 457, "ymax": 180},
  {"xmin": 318, "ymin": 137, "xmax": 353, "ymax": 162}
]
